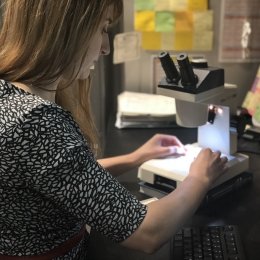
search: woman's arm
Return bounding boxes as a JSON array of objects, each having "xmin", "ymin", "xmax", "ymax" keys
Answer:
[
  {"xmin": 120, "ymin": 148, "xmax": 228, "ymax": 253},
  {"xmin": 98, "ymin": 134, "xmax": 185, "ymax": 176},
  {"xmin": 97, "ymin": 152, "xmax": 141, "ymax": 177}
]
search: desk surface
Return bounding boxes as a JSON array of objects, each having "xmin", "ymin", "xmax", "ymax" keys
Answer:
[{"xmin": 89, "ymin": 125, "xmax": 260, "ymax": 260}]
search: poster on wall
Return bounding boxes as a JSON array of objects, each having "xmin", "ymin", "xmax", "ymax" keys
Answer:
[
  {"xmin": 242, "ymin": 66, "xmax": 260, "ymax": 127},
  {"xmin": 134, "ymin": 0, "xmax": 213, "ymax": 51},
  {"xmin": 219, "ymin": 0, "xmax": 260, "ymax": 62}
]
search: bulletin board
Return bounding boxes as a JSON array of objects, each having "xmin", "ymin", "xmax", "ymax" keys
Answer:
[
  {"xmin": 219, "ymin": 0, "xmax": 260, "ymax": 62},
  {"xmin": 134, "ymin": 0, "xmax": 213, "ymax": 51}
]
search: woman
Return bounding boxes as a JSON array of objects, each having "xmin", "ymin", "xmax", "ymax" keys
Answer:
[{"xmin": 0, "ymin": 0, "xmax": 228, "ymax": 259}]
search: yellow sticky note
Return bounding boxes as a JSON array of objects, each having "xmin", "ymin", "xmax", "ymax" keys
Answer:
[
  {"xmin": 175, "ymin": 11, "xmax": 193, "ymax": 32},
  {"xmin": 193, "ymin": 11, "xmax": 213, "ymax": 32},
  {"xmin": 155, "ymin": 0, "xmax": 171, "ymax": 11},
  {"xmin": 135, "ymin": 11, "xmax": 155, "ymax": 32},
  {"xmin": 161, "ymin": 32, "xmax": 175, "ymax": 50},
  {"xmin": 171, "ymin": 0, "xmax": 188, "ymax": 12},
  {"xmin": 188, "ymin": 0, "xmax": 208, "ymax": 11},
  {"xmin": 142, "ymin": 32, "xmax": 161, "ymax": 50},
  {"xmin": 174, "ymin": 30, "xmax": 193, "ymax": 50},
  {"xmin": 193, "ymin": 30, "xmax": 213, "ymax": 51},
  {"xmin": 155, "ymin": 0, "xmax": 188, "ymax": 11}
]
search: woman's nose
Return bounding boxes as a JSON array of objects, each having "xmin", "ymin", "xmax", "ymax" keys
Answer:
[{"xmin": 100, "ymin": 33, "xmax": 110, "ymax": 56}]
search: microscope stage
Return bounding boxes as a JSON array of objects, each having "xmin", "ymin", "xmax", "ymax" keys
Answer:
[{"xmin": 138, "ymin": 143, "xmax": 249, "ymax": 189}]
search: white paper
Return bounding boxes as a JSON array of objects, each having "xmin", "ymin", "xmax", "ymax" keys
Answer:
[{"xmin": 113, "ymin": 32, "xmax": 141, "ymax": 64}]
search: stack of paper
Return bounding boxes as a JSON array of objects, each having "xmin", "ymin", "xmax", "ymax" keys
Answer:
[{"xmin": 115, "ymin": 91, "xmax": 176, "ymax": 129}]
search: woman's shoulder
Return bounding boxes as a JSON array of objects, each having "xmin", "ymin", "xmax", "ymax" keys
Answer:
[
  {"xmin": 0, "ymin": 79, "xmax": 72, "ymax": 120},
  {"xmin": 0, "ymin": 79, "xmax": 52, "ymax": 109},
  {"xmin": 0, "ymin": 79, "xmax": 82, "ymax": 140}
]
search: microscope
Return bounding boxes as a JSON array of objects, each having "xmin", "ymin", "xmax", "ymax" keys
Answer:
[{"xmin": 138, "ymin": 52, "xmax": 250, "ymax": 199}]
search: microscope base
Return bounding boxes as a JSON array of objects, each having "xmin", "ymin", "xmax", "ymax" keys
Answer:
[
  {"xmin": 138, "ymin": 143, "xmax": 249, "ymax": 197},
  {"xmin": 139, "ymin": 171, "xmax": 253, "ymax": 206}
]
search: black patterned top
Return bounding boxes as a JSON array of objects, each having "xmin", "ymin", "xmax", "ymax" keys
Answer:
[{"xmin": 0, "ymin": 79, "xmax": 147, "ymax": 259}]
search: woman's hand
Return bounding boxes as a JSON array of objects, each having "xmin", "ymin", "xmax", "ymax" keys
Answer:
[
  {"xmin": 188, "ymin": 148, "xmax": 228, "ymax": 188},
  {"xmin": 122, "ymin": 148, "xmax": 229, "ymax": 254},
  {"xmin": 132, "ymin": 134, "xmax": 186, "ymax": 165}
]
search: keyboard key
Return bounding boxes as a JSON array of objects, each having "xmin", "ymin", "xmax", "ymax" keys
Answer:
[{"xmin": 171, "ymin": 225, "xmax": 246, "ymax": 260}]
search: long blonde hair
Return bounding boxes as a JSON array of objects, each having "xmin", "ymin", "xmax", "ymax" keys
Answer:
[{"xmin": 0, "ymin": 0, "xmax": 123, "ymax": 155}]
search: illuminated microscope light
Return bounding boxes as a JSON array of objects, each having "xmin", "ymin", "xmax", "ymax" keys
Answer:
[{"xmin": 207, "ymin": 105, "xmax": 223, "ymax": 124}]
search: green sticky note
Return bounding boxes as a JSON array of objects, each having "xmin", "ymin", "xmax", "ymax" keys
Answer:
[
  {"xmin": 135, "ymin": 0, "xmax": 155, "ymax": 11},
  {"xmin": 155, "ymin": 12, "xmax": 174, "ymax": 32}
]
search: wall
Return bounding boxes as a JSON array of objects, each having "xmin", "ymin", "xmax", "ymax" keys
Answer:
[{"xmin": 122, "ymin": 0, "xmax": 259, "ymax": 105}]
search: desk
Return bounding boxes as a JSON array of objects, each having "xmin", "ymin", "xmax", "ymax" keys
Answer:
[{"xmin": 88, "ymin": 124, "xmax": 260, "ymax": 260}]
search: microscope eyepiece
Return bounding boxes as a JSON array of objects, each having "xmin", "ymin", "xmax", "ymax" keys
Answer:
[
  {"xmin": 159, "ymin": 52, "xmax": 180, "ymax": 84},
  {"xmin": 177, "ymin": 53, "xmax": 198, "ymax": 88}
]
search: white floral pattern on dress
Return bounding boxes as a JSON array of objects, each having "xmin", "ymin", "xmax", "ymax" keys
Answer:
[{"xmin": 0, "ymin": 80, "xmax": 147, "ymax": 259}]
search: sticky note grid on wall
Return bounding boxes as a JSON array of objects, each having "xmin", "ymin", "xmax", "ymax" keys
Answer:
[{"xmin": 134, "ymin": 0, "xmax": 213, "ymax": 51}]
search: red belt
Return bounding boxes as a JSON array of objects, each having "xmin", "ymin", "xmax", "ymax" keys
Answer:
[{"xmin": 0, "ymin": 226, "xmax": 86, "ymax": 260}]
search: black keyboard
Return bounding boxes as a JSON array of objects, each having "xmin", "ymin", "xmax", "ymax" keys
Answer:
[{"xmin": 171, "ymin": 225, "xmax": 245, "ymax": 260}]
